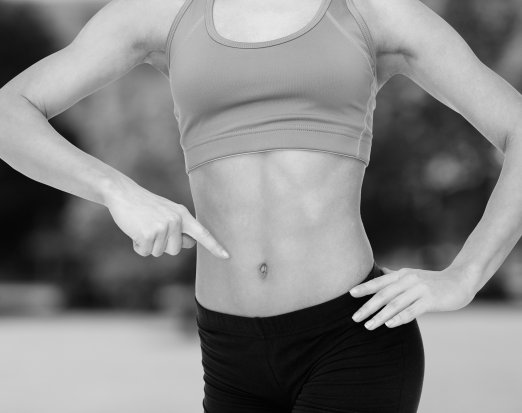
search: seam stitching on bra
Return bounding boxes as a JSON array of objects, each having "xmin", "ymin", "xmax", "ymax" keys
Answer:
[
  {"xmin": 344, "ymin": 0, "xmax": 377, "ymax": 78},
  {"xmin": 185, "ymin": 127, "xmax": 361, "ymax": 150},
  {"xmin": 324, "ymin": 10, "xmax": 374, "ymax": 76},
  {"xmin": 170, "ymin": 15, "xmax": 204, "ymax": 65},
  {"xmin": 165, "ymin": 0, "xmax": 194, "ymax": 70},
  {"xmin": 186, "ymin": 149, "xmax": 368, "ymax": 174},
  {"xmin": 357, "ymin": 77, "xmax": 376, "ymax": 159}
]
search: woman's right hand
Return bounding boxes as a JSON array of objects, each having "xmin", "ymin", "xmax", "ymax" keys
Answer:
[{"xmin": 104, "ymin": 180, "xmax": 230, "ymax": 259}]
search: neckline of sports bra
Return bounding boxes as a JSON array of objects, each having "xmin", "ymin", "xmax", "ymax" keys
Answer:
[{"xmin": 205, "ymin": 0, "xmax": 332, "ymax": 49}]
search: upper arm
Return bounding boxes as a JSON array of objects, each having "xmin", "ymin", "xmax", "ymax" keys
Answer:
[
  {"xmin": 356, "ymin": 0, "xmax": 522, "ymax": 154},
  {"xmin": 0, "ymin": 0, "xmax": 184, "ymax": 120}
]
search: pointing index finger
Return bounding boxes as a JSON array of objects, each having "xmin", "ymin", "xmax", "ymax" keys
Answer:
[{"xmin": 180, "ymin": 212, "xmax": 230, "ymax": 259}]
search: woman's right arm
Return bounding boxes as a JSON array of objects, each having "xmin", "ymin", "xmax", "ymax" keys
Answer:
[{"xmin": 0, "ymin": 0, "xmax": 230, "ymax": 259}]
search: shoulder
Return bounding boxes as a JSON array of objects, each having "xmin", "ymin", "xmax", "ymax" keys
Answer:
[
  {"xmin": 351, "ymin": 0, "xmax": 445, "ymax": 54},
  {"xmin": 350, "ymin": 0, "xmax": 453, "ymax": 82},
  {"xmin": 81, "ymin": 0, "xmax": 186, "ymax": 69}
]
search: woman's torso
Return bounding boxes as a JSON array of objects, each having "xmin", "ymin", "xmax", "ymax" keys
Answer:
[
  {"xmin": 190, "ymin": 152, "xmax": 373, "ymax": 316},
  {"xmin": 167, "ymin": 0, "xmax": 378, "ymax": 316}
]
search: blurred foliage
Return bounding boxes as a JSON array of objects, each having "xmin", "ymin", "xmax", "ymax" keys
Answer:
[
  {"xmin": 0, "ymin": 2, "xmax": 76, "ymax": 287},
  {"xmin": 1, "ymin": 0, "xmax": 522, "ymax": 311}
]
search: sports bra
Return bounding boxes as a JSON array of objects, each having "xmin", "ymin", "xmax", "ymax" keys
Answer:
[{"xmin": 166, "ymin": 0, "xmax": 377, "ymax": 175}]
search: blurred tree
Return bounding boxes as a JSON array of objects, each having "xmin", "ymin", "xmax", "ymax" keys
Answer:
[
  {"xmin": 3, "ymin": 0, "xmax": 522, "ymax": 310},
  {"xmin": 0, "ymin": 2, "xmax": 78, "ymax": 288}
]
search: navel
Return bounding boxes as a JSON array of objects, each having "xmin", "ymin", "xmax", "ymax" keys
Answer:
[{"xmin": 258, "ymin": 262, "xmax": 268, "ymax": 279}]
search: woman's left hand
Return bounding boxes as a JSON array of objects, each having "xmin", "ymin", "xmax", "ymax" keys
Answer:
[{"xmin": 349, "ymin": 266, "xmax": 476, "ymax": 329}]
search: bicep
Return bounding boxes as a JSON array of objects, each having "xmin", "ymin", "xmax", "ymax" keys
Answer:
[
  {"xmin": 1, "ymin": 0, "xmax": 179, "ymax": 120},
  {"xmin": 370, "ymin": 0, "xmax": 522, "ymax": 153}
]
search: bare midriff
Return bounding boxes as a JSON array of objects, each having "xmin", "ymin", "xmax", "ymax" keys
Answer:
[{"xmin": 188, "ymin": 150, "xmax": 374, "ymax": 317}]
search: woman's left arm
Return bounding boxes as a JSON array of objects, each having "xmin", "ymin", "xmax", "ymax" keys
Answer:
[{"xmin": 349, "ymin": 0, "xmax": 522, "ymax": 329}]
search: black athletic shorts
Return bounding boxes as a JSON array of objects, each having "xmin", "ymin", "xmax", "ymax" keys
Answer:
[{"xmin": 195, "ymin": 262, "xmax": 425, "ymax": 412}]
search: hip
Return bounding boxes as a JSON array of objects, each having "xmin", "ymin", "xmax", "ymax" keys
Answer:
[{"xmin": 195, "ymin": 262, "xmax": 425, "ymax": 412}]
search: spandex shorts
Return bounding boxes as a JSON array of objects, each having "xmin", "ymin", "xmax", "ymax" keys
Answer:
[{"xmin": 195, "ymin": 262, "xmax": 425, "ymax": 413}]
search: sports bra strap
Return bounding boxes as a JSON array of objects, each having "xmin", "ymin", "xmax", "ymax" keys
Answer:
[
  {"xmin": 165, "ymin": 0, "xmax": 195, "ymax": 68},
  {"xmin": 344, "ymin": 0, "xmax": 377, "ymax": 76}
]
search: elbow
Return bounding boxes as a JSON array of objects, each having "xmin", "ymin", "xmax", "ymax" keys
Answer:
[
  {"xmin": 0, "ymin": 85, "xmax": 50, "ymax": 120},
  {"xmin": 19, "ymin": 93, "xmax": 50, "ymax": 120},
  {"xmin": 501, "ymin": 132, "xmax": 512, "ymax": 155},
  {"xmin": 502, "ymin": 121, "xmax": 522, "ymax": 155}
]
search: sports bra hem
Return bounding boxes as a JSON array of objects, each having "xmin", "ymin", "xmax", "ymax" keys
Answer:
[
  {"xmin": 186, "ymin": 150, "xmax": 368, "ymax": 174},
  {"xmin": 185, "ymin": 126, "xmax": 366, "ymax": 150},
  {"xmin": 182, "ymin": 128, "xmax": 372, "ymax": 174}
]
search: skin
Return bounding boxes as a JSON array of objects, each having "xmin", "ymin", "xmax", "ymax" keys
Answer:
[{"xmin": 0, "ymin": 0, "xmax": 521, "ymax": 327}]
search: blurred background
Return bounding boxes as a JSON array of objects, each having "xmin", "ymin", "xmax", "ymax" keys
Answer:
[{"xmin": 0, "ymin": 0, "xmax": 521, "ymax": 411}]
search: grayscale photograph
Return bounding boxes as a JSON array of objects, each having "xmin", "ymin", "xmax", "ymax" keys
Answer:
[{"xmin": 1, "ymin": 0, "xmax": 522, "ymax": 412}]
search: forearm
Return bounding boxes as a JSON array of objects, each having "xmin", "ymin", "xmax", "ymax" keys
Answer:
[
  {"xmin": 0, "ymin": 91, "xmax": 136, "ymax": 206},
  {"xmin": 448, "ymin": 127, "xmax": 522, "ymax": 296}
]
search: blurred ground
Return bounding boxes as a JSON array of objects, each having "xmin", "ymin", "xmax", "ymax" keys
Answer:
[{"xmin": 1, "ymin": 303, "xmax": 521, "ymax": 413}]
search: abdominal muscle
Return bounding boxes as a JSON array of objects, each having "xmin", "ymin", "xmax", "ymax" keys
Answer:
[{"xmin": 188, "ymin": 150, "xmax": 374, "ymax": 317}]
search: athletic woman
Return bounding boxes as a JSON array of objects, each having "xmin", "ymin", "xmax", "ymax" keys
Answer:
[{"xmin": 1, "ymin": 0, "xmax": 522, "ymax": 411}]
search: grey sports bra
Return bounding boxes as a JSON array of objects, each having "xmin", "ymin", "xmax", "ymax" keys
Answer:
[{"xmin": 166, "ymin": 0, "xmax": 377, "ymax": 175}]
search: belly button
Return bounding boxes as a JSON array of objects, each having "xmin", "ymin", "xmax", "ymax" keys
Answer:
[{"xmin": 258, "ymin": 263, "xmax": 268, "ymax": 279}]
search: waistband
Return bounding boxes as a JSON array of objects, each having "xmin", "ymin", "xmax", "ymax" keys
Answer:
[{"xmin": 195, "ymin": 261, "xmax": 384, "ymax": 338}]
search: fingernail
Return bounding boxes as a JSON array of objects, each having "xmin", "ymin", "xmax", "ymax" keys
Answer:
[
  {"xmin": 349, "ymin": 287, "xmax": 359, "ymax": 295},
  {"xmin": 365, "ymin": 320, "xmax": 374, "ymax": 329},
  {"xmin": 352, "ymin": 312, "xmax": 362, "ymax": 322},
  {"xmin": 221, "ymin": 250, "xmax": 230, "ymax": 259}
]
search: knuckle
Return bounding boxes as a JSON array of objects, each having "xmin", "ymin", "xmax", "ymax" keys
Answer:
[
  {"xmin": 403, "ymin": 272, "xmax": 419, "ymax": 283},
  {"xmin": 374, "ymin": 290, "xmax": 388, "ymax": 302},
  {"xmin": 176, "ymin": 204, "xmax": 189, "ymax": 214},
  {"xmin": 372, "ymin": 315, "xmax": 382, "ymax": 324},
  {"xmin": 387, "ymin": 299, "xmax": 400, "ymax": 312},
  {"xmin": 155, "ymin": 222, "xmax": 169, "ymax": 233},
  {"xmin": 141, "ymin": 230, "xmax": 155, "ymax": 241},
  {"xmin": 394, "ymin": 312, "xmax": 404, "ymax": 323},
  {"xmin": 403, "ymin": 307, "xmax": 417, "ymax": 321},
  {"xmin": 169, "ymin": 214, "xmax": 182, "ymax": 226},
  {"xmin": 363, "ymin": 280, "xmax": 375, "ymax": 290},
  {"xmin": 403, "ymin": 307, "xmax": 414, "ymax": 318}
]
